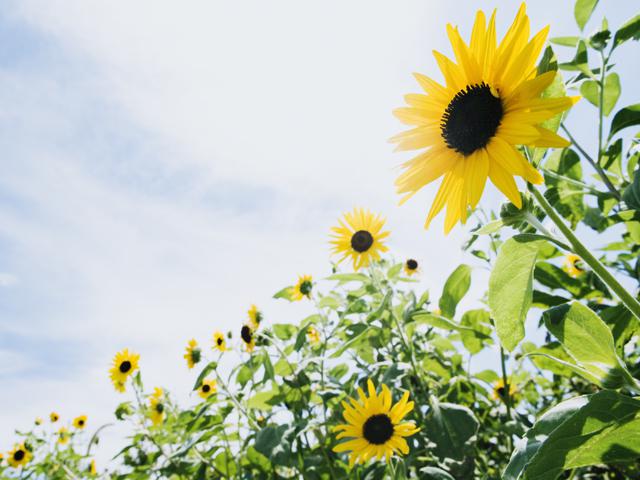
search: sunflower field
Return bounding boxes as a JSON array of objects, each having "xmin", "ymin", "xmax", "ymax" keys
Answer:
[{"xmin": 3, "ymin": 1, "xmax": 640, "ymax": 479}]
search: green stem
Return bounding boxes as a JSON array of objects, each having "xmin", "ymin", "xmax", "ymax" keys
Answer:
[
  {"xmin": 530, "ymin": 185, "xmax": 640, "ymax": 320},
  {"xmin": 500, "ymin": 347, "xmax": 513, "ymax": 453}
]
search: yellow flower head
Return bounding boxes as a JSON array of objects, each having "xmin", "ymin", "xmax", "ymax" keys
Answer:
[
  {"xmin": 88, "ymin": 459, "xmax": 97, "ymax": 475},
  {"xmin": 240, "ymin": 324, "xmax": 256, "ymax": 353},
  {"xmin": 563, "ymin": 253, "xmax": 585, "ymax": 278},
  {"xmin": 7, "ymin": 444, "xmax": 31, "ymax": 468},
  {"xmin": 392, "ymin": 4, "xmax": 579, "ymax": 233},
  {"xmin": 213, "ymin": 331, "xmax": 228, "ymax": 352},
  {"xmin": 35, "ymin": 417, "xmax": 43, "ymax": 426},
  {"xmin": 492, "ymin": 377, "xmax": 518, "ymax": 402},
  {"xmin": 247, "ymin": 304, "xmax": 263, "ymax": 330},
  {"xmin": 109, "ymin": 348, "xmax": 140, "ymax": 392},
  {"xmin": 73, "ymin": 415, "xmax": 87, "ymax": 430},
  {"xmin": 333, "ymin": 379, "xmax": 420, "ymax": 466},
  {"xmin": 404, "ymin": 259, "xmax": 420, "ymax": 276},
  {"xmin": 183, "ymin": 339, "xmax": 202, "ymax": 369},
  {"xmin": 149, "ymin": 387, "xmax": 165, "ymax": 426},
  {"xmin": 50, "ymin": 412, "xmax": 59, "ymax": 423},
  {"xmin": 58, "ymin": 427, "xmax": 70, "ymax": 445},
  {"xmin": 290, "ymin": 275, "xmax": 313, "ymax": 301},
  {"xmin": 198, "ymin": 379, "xmax": 217, "ymax": 399},
  {"xmin": 306, "ymin": 326, "xmax": 321, "ymax": 346},
  {"xmin": 330, "ymin": 208, "xmax": 390, "ymax": 271}
]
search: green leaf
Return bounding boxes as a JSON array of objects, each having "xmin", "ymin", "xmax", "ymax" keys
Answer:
[
  {"xmin": 247, "ymin": 390, "xmax": 281, "ymax": 410},
  {"xmin": 549, "ymin": 36, "xmax": 580, "ymax": 47},
  {"xmin": 518, "ymin": 391, "xmax": 640, "ymax": 480},
  {"xmin": 579, "ymin": 80, "xmax": 598, "ymax": 107},
  {"xmin": 438, "ymin": 264, "xmax": 471, "ymax": 319},
  {"xmin": 559, "ymin": 40, "xmax": 593, "ymax": 79},
  {"xmin": 273, "ymin": 286, "xmax": 293, "ymax": 301},
  {"xmin": 272, "ymin": 323, "xmax": 296, "ymax": 341},
  {"xmin": 609, "ymin": 104, "xmax": 640, "ymax": 139},
  {"xmin": 522, "ymin": 342, "xmax": 575, "ymax": 377},
  {"xmin": 246, "ymin": 446, "xmax": 271, "ymax": 472},
  {"xmin": 459, "ymin": 309, "xmax": 493, "ymax": 355},
  {"xmin": 236, "ymin": 364, "xmax": 253, "ymax": 388},
  {"xmin": 623, "ymin": 168, "xmax": 640, "ymax": 210},
  {"xmin": 543, "ymin": 301, "xmax": 635, "ymax": 389},
  {"xmin": 489, "ymin": 235, "xmax": 546, "ymax": 351},
  {"xmin": 425, "ymin": 399, "xmax": 479, "ymax": 462},
  {"xmin": 475, "ymin": 219, "xmax": 504, "ymax": 234},
  {"xmin": 603, "ymin": 73, "xmax": 621, "ymax": 116},
  {"xmin": 214, "ymin": 451, "xmax": 237, "ymax": 477},
  {"xmin": 543, "ymin": 149, "xmax": 585, "ymax": 228},
  {"xmin": 419, "ymin": 467, "xmax": 456, "ymax": 480},
  {"xmin": 613, "ymin": 14, "xmax": 640, "ymax": 49},
  {"xmin": 574, "ymin": 0, "xmax": 598, "ymax": 30},
  {"xmin": 410, "ymin": 312, "xmax": 491, "ymax": 340}
]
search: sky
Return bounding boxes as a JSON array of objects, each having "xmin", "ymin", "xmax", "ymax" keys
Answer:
[{"xmin": 1, "ymin": 0, "xmax": 639, "ymax": 468}]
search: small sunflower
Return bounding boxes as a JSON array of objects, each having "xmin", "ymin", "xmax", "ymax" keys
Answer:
[
  {"xmin": 198, "ymin": 379, "xmax": 217, "ymax": 399},
  {"xmin": 563, "ymin": 253, "xmax": 585, "ymax": 278},
  {"xmin": 307, "ymin": 326, "xmax": 321, "ymax": 346},
  {"xmin": 290, "ymin": 275, "xmax": 313, "ymax": 301},
  {"xmin": 213, "ymin": 331, "xmax": 228, "ymax": 352},
  {"xmin": 88, "ymin": 459, "xmax": 97, "ymax": 475},
  {"xmin": 35, "ymin": 417, "xmax": 43, "ymax": 426},
  {"xmin": 330, "ymin": 208, "xmax": 390, "ymax": 271},
  {"xmin": 109, "ymin": 348, "xmax": 140, "ymax": 392},
  {"xmin": 404, "ymin": 259, "xmax": 420, "ymax": 276},
  {"xmin": 392, "ymin": 4, "xmax": 578, "ymax": 233},
  {"xmin": 7, "ymin": 444, "xmax": 31, "ymax": 468},
  {"xmin": 58, "ymin": 427, "xmax": 70, "ymax": 445},
  {"xmin": 50, "ymin": 412, "xmax": 59, "ymax": 423},
  {"xmin": 333, "ymin": 379, "xmax": 420, "ymax": 466},
  {"xmin": 247, "ymin": 304, "xmax": 263, "ymax": 330},
  {"xmin": 240, "ymin": 324, "xmax": 256, "ymax": 353},
  {"xmin": 183, "ymin": 339, "xmax": 202, "ymax": 369},
  {"xmin": 492, "ymin": 378, "xmax": 518, "ymax": 402},
  {"xmin": 73, "ymin": 415, "xmax": 87, "ymax": 429},
  {"xmin": 149, "ymin": 387, "xmax": 165, "ymax": 426}
]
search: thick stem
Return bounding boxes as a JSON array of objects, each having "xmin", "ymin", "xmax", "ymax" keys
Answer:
[{"xmin": 530, "ymin": 185, "xmax": 640, "ymax": 320}]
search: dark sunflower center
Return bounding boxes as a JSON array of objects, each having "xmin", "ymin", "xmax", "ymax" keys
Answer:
[
  {"xmin": 441, "ymin": 83, "xmax": 503, "ymax": 156},
  {"xmin": 119, "ymin": 360, "xmax": 132, "ymax": 373},
  {"xmin": 241, "ymin": 325, "xmax": 253, "ymax": 344},
  {"xmin": 155, "ymin": 403, "xmax": 164, "ymax": 413},
  {"xmin": 351, "ymin": 230, "xmax": 374, "ymax": 253},
  {"xmin": 362, "ymin": 414, "xmax": 394, "ymax": 445},
  {"xmin": 14, "ymin": 450, "xmax": 25, "ymax": 461},
  {"xmin": 406, "ymin": 259, "xmax": 418, "ymax": 270},
  {"xmin": 78, "ymin": 420, "xmax": 84, "ymax": 426},
  {"xmin": 573, "ymin": 259, "xmax": 584, "ymax": 271},
  {"xmin": 300, "ymin": 281, "xmax": 313, "ymax": 295},
  {"xmin": 217, "ymin": 337, "xmax": 223, "ymax": 346},
  {"xmin": 496, "ymin": 386, "xmax": 506, "ymax": 397},
  {"xmin": 202, "ymin": 384, "xmax": 211, "ymax": 393}
]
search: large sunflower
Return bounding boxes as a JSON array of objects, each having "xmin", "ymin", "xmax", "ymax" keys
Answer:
[
  {"xmin": 213, "ymin": 331, "xmax": 228, "ymax": 352},
  {"xmin": 149, "ymin": 387, "xmax": 165, "ymax": 426},
  {"xmin": 183, "ymin": 339, "xmax": 202, "ymax": 369},
  {"xmin": 73, "ymin": 415, "xmax": 87, "ymax": 429},
  {"xmin": 333, "ymin": 379, "xmax": 420, "ymax": 466},
  {"xmin": 109, "ymin": 349, "xmax": 140, "ymax": 392},
  {"xmin": 392, "ymin": 4, "xmax": 578, "ymax": 232},
  {"xmin": 330, "ymin": 208, "xmax": 390, "ymax": 271},
  {"xmin": 7, "ymin": 444, "xmax": 31, "ymax": 468},
  {"xmin": 290, "ymin": 275, "xmax": 313, "ymax": 301}
]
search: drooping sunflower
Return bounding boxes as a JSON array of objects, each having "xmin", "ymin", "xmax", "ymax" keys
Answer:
[
  {"xmin": 307, "ymin": 326, "xmax": 321, "ymax": 346},
  {"xmin": 198, "ymin": 379, "xmax": 217, "ymax": 399},
  {"xmin": 35, "ymin": 417, "xmax": 43, "ymax": 426},
  {"xmin": 149, "ymin": 387, "xmax": 165, "ymax": 426},
  {"xmin": 183, "ymin": 339, "xmax": 202, "ymax": 369},
  {"xmin": 330, "ymin": 208, "xmax": 390, "ymax": 271},
  {"xmin": 109, "ymin": 348, "xmax": 140, "ymax": 392},
  {"xmin": 333, "ymin": 379, "xmax": 420, "ymax": 466},
  {"xmin": 213, "ymin": 331, "xmax": 228, "ymax": 352},
  {"xmin": 58, "ymin": 427, "xmax": 70, "ymax": 445},
  {"xmin": 240, "ymin": 324, "xmax": 256, "ymax": 353},
  {"xmin": 247, "ymin": 304, "xmax": 263, "ymax": 330},
  {"xmin": 290, "ymin": 275, "xmax": 313, "ymax": 301},
  {"xmin": 563, "ymin": 253, "xmax": 585, "ymax": 278},
  {"xmin": 404, "ymin": 259, "xmax": 420, "ymax": 276},
  {"xmin": 73, "ymin": 415, "xmax": 87, "ymax": 429},
  {"xmin": 392, "ymin": 4, "xmax": 579, "ymax": 233},
  {"xmin": 7, "ymin": 444, "xmax": 31, "ymax": 468},
  {"xmin": 50, "ymin": 411, "xmax": 59, "ymax": 423},
  {"xmin": 492, "ymin": 378, "xmax": 518, "ymax": 402}
]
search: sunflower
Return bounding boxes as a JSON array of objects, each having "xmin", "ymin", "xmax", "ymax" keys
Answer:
[
  {"xmin": 149, "ymin": 387, "xmax": 165, "ymax": 426},
  {"xmin": 183, "ymin": 339, "xmax": 202, "ymax": 369},
  {"xmin": 333, "ymin": 379, "xmax": 420, "ymax": 466},
  {"xmin": 307, "ymin": 326, "xmax": 321, "ymax": 346},
  {"xmin": 290, "ymin": 275, "xmax": 313, "ymax": 301},
  {"xmin": 247, "ymin": 304, "xmax": 263, "ymax": 330},
  {"xmin": 35, "ymin": 417, "xmax": 43, "ymax": 426},
  {"xmin": 392, "ymin": 4, "xmax": 578, "ymax": 233},
  {"xmin": 88, "ymin": 459, "xmax": 97, "ymax": 475},
  {"xmin": 404, "ymin": 259, "xmax": 420, "ymax": 276},
  {"xmin": 7, "ymin": 444, "xmax": 31, "ymax": 468},
  {"xmin": 213, "ymin": 331, "xmax": 228, "ymax": 352},
  {"xmin": 563, "ymin": 253, "xmax": 585, "ymax": 278},
  {"xmin": 50, "ymin": 412, "xmax": 59, "ymax": 423},
  {"xmin": 109, "ymin": 349, "xmax": 140, "ymax": 392},
  {"xmin": 492, "ymin": 378, "xmax": 518, "ymax": 402},
  {"xmin": 240, "ymin": 324, "xmax": 256, "ymax": 353},
  {"xmin": 58, "ymin": 427, "xmax": 70, "ymax": 445},
  {"xmin": 73, "ymin": 415, "xmax": 87, "ymax": 429},
  {"xmin": 330, "ymin": 208, "xmax": 390, "ymax": 271},
  {"xmin": 198, "ymin": 379, "xmax": 217, "ymax": 399}
]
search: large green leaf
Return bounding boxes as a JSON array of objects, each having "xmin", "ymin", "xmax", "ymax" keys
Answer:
[
  {"xmin": 609, "ymin": 104, "xmax": 640, "ymax": 139},
  {"xmin": 574, "ymin": 0, "xmax": 599, "ymax": 30},
  {"xmin": 489, "ymin": 235, "xmax": 546, "ymax": 351},
  {"xmin": 438, "ymin": 264, "xmax": 471, "ymax": 319},
  {"xmin": 425, "ymin": 399, "xmax": 479, "ymax": 462}
]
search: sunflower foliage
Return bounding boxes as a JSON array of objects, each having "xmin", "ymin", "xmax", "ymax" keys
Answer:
[{"xmin": 3, "ymin": 1, "xmax": 640, "ymax": 479}]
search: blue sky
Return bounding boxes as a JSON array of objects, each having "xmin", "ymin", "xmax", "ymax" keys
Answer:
[{"xmin": 1, "ymin": 0, "xmax": 639, "ymax": 466}]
